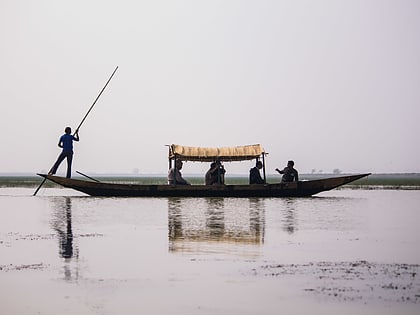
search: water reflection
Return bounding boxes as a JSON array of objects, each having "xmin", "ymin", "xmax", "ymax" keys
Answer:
[
  {"xmin": 281, "ymin": 198, "xmax": 298, "ymax": 234},
  {"xmin": 205, "ymin": 198, "xmax": 225, "ymax": 237},
  {"xmin": 50, "ymin": 197, "xmax": 79, "ymax": 281},
  {"xmin": 272, "ymin": 196, "xmax": 367, "ymax": 234},
  {"xmin": 168, "ymin": 198, "xmax": 265, "ymax": 255}
]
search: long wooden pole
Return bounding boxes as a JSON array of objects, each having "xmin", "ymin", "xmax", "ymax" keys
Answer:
[
  {"xmin": 74, "ymin": 66, "xmax": 118, "ymax": 134},
  {"xmin": 33, "ymin": 66, "xmax": 118, "ymax": 196}
]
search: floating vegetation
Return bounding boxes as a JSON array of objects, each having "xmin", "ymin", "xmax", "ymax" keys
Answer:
[
  {"xmin": 0, "ymin": 263, "xmax": 48, "ymax": 272},
  {"xmin": 256, "ymin": 261, "xmax": 420, "ymax": 304}
]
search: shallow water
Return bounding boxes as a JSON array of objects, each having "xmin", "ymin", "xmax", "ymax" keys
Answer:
[{"xmin": 1, "ymin": 188, "xmax": 419, "ymax": 314}]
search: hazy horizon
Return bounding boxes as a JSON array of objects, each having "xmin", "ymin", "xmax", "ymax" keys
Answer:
[
  {"xmin": 0, "ymin": 171, "xmax": 418, "ymax": 177},
  {"xmin": 1, "ymin": 0, "xmax": 419, "ymax": 175}
]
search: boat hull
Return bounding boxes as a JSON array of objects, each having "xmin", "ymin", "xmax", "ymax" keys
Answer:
[{"xmin": 37, "ymin": 173, "xmax": 370, "ymax": 197}]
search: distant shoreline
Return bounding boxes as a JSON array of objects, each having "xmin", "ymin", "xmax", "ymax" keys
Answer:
[
  {"xmin": 1, "ymin": 173, "xmax": 420, "ymax": 189},
  {"xmin": 1, "ymin": 172, "xmax": 420, "ymax": 177}
]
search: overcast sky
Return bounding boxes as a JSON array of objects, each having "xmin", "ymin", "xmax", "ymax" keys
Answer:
[{"xmin": 1, "ymin": 0, "xmax": 419, "ymax": 175}]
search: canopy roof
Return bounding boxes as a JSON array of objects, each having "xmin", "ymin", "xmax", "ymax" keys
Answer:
[{"xmin": 169, "ymin": 144, "xmax": 265, "ymax": 162}]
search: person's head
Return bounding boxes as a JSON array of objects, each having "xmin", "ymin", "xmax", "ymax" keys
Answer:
[
  {"xmin": 65, "ymin": 127, "xmax": 71, "ymax": 134},
  {"xmin": 256, "ymin": 161, "xmax": 263, "ymax": 169},
  {"xmin": 210, "ymin": 162, "xmax": 217, "ymax": 168},
  {"xmin": 175, "ymin": 160, "xmax": 183, "ymax": 169},
  {"xmin": 287, "ymin": 160, "xmax": 294, "ymax": 167}
]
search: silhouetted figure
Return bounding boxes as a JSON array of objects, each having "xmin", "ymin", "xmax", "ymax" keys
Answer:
[
  {"xmin": 276, "ymin": 160, "xmax": 299, "ymax": 182},
  {"xmin": 205, "ymin": 161, "xmax": 226, "ymax": 185},
  {"xmin": 249, "ymin": 161, "xmax": 265, "ymax": 184},
  {"xmin": 49, "ymin": 127, "xmax": 79, "ymax": 178},
  {"xmin": 168, "ymin": 160, "xmax": 190, "ymax": 185}
]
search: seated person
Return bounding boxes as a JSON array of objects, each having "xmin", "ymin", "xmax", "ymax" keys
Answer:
[
  {"xmin": 249, "ymin": 161, "xmax": 265, "ymax": 184},
  {"xmin": 168, "ymin": 160, "xmax": 190, "ymax": 185},
  {"xmin": 275, "ymin": 160, "xmax": 299, "ymax": 182},
  {"xmin": 205, "ymin": 161, "xmax": 226, "ymax": 185}
]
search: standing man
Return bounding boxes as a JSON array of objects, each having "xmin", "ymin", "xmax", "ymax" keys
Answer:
[
  {"xmin": 49, "ymin": 127, "xmax": 79, "ymax": 178},
  {"xmin": 276, "ymin": 160, "xmax": 299, "ymax": 182}
]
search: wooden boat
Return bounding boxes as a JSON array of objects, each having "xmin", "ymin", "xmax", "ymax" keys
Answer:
[
  {"xmin": 38, "ymin": 144, "xmax": 370, "ymax": 197},
  {"xmin": 37, "ymin": 172, "xmax": 370, "ymax": 197}
]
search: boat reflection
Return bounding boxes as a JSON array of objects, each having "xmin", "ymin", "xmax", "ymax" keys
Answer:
[
  {"xmin": 168, "ymin": 197, "xmax": 265, "ymax": 255},
  {"xmin": 281, "ymin": 198, "xmax": 298, "ymax": 234},
  {"xmin": 50, "ymin": 197, "xmax": 79, "ymax": 281}
]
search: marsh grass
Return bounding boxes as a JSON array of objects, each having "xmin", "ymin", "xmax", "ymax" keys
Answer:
[{"xmin": 1, "ymin": 173, "xmax": 419, "ymax": 189}]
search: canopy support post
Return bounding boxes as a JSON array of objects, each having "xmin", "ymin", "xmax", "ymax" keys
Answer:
[
  {"xmin": 262, "ymin": 153, "xmax": 267, "ymax": 184},
  {"xmin": 173, "ymin": 156, "xmax": 177, "ymax": 186}
]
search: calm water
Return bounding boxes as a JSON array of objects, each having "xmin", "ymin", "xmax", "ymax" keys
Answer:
[{"xmin": 1, "ymin": 187, "xmax": 419, "ymax": 315}]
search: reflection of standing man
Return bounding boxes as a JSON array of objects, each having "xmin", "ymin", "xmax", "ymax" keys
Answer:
[
  {"xmin": 52, "ymin": 197, "xmax": 74, "ymax": 259},
  {"xmin": 51, "ymin": 197, "xmax": 77, "ymax": 282},
  {"xmin": 61, "ymin": 197, "xmax": 73, "ymax": 259},
  {"xmin": 49, "ymin": 127, "xmax": 79, "ymax": 178}
]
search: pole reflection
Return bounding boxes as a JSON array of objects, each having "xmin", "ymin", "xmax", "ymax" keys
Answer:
[
  {"xmin": 51, "ymin": 197, "xmax": 79, "ymax": 281},
  {"xmin": 168, "ymin": 197, "xmax": 265, "ymax": 254}
]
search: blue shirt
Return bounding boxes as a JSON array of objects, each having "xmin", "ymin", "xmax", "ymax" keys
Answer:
[{"xmin": 60, "ymin": 134, "xmax": 77, "ymax": 152}]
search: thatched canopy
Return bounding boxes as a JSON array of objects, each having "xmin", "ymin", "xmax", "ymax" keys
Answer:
[{"xmin": 169, "ymin": 144, "xmax": 265, "ymax": 162}]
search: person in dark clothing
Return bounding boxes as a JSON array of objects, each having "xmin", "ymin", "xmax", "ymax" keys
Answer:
[
  {"xmin": 276, "ymin": 160, "xmax": 299, "ymax": 182},
  {"xmin": 168, "ymin": 160, "xmax": 190, "ymax": 185},
  {"xmin": 205, "ymin": 161, "xmax": 226, "ymax": 185},
  {"xmin": 249, "ymin": 161, "xmax": 265, "ymax": 184},
  {"xmin": 49, "ymin": 127, "xmax": 79, "ymax": 178}
]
